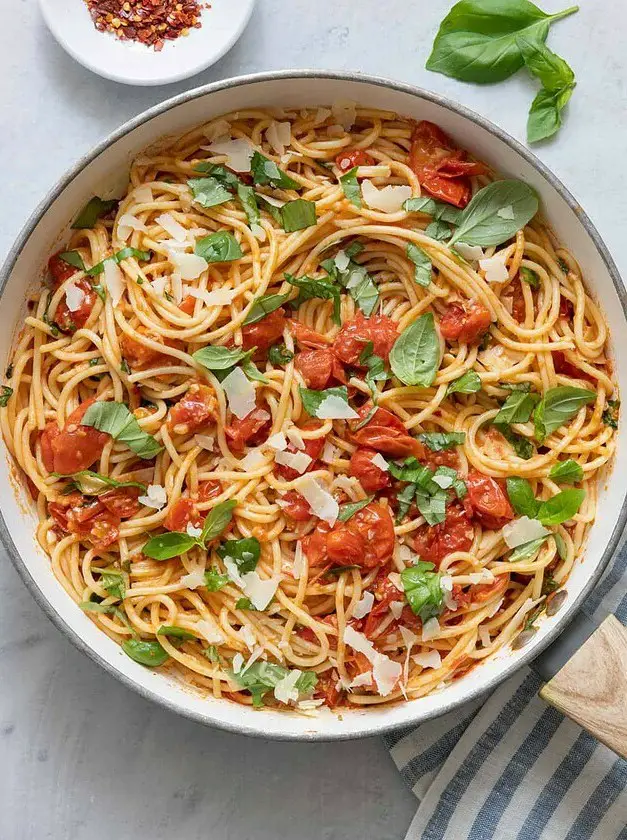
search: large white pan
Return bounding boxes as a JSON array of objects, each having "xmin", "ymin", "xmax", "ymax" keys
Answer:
[{"xmin": 2, "ymin": 71, "xmax": 626, "ymax": 747}]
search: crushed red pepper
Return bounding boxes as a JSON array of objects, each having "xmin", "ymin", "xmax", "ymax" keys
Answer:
[{"xmin": 83, "ymin": 0, "xmax": 208, "ymax": 51}]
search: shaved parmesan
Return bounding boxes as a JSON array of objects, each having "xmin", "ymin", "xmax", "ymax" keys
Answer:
[
  {"xmin": 237, "ymin": 624, "xmax": 257, "ymax": 649},
  {"xmin": 455, "ymin": 242, "xmax": 484, "ymax": 262},
  {"xmin": 487, "ymin": 597, "xmax": 504, "ymax": 618},
  {"xmin": 350, "ymin": 672, "xmax": 373, "ymax": 688},
  {"xmin": 286, "ymin": 426, "xmax": 306, "ymax": 450},
  {"xmin": 274, "ymin": 450, "xmax": 312, "ymax": 474},
  {"xmin": 388, "ymin": 572, "xmax": 404, "ymax": 592},
  {"xmin": 187, "ymin": 287, "xmax": 237, "ymax": 306},
  {"xmin": 332, "ymin": 474, "xmax": 357, "ymax": 495},
  {"xmin": 168, "ymin": 250, "xmax": 208, "ymax": 281},
  {"xmin": 390, "ymin": 601, "xmax": 404, "ymax": 620},
  {"xmin": 251, "ymin": 223, "xmax": 266, "ymax": 242},
  {"xmin": 313, "ymin": 107, "xmax": 332, "ymax": 125},
  {"xmin": 151, "ymin": 277, "xmax": 168, "ymax": 296},
  {"xmin": 178, "ymin": 570, "xmax": 205, "ymax": 590},
  {"xmin": 331, "ymin": 100, "xmax": 357, "ymax": 130},
  {"xmin": 502, "ymin": 516, "xmax": 549, "ymax": 549},
  {"xmin": 194, "ymin": 434, "xmax": 215, "ymax": 451},
  {"xmin": 343, "ymin": 626, "xmax": 402, "ymax": 696},
  {"xmin": 138, "ymin": 484, "xmax": 167, "ymax": 509},
  {"xmin": 186, "ymin": 523, "xmax": 202, "ymax": 538},
  {"xmin": 157, "ymin": 212, "xmax": 188, "ymax": 243},
  {"xmin": 293, "ymin": 541, "xmax": 306, "ymax": 580},
  {"xmin": 440, "ymin": 576, "xmax": 458, "ymax": 611},
  {"xmin": 334, "ymin": 250, "xmax": 350, "ymax": 271},
  {"xmin": 65, "ymin": 280, "xmax": 86, "ymax": 313},
  {"xmin": 240, "ymin": 572, "xmax": 280, "ymax": 610},
  {"xmin": 266, "ymin": 121, "xmax": 291, "ymax": 155},
  {"xmin": 118, "ymin": 213, "xmax": 147, "ymax": 241},
  {"xmin": 421, "ymin": 617, "xmax": 441, "ymax": 641},
  {"xmin": 321, "ymin": 441, "xmax": 339, "ymax": 464},
  {"xmin": 232, "ymin": 653, "xmax": 245, "ymax": 673},
  {"xmin": 134, "ymin": 185, "xmax": 153, "ymax": 203},
  {"xmin": 203, "ymin": 119, "xmax": 231, "ymax": 142},
  {"xmin": 362, "ymin": 180, "xmax": 412, "ymax": 213},
  {"xmin": 398, "ymin": 544, "xmax": 419, "ymax": 566},
  {"xmin": 479, "ymin": 626, "xmax": 491, "ymax": 648},
  {"xmin": 399, "ymin": 626, "xmax": 419, "ymax": 648},
  {"xmin": 170, "ymin": 271, "xmax": 183, "ymax": 304},
  {"xmin": 274, "ymin": 669, "xmax": 302, "ymax": 704},
  {"xmin": 222, "ymin": 367, "xmax": 256, "ymax": 420},
  {"xmin": 207, "ymin": 137, "xmax": 254, "ymax": 172},
  {"xmin": 259, "ymin": 193, "xmax": 285, "ymax": 208},
  {"xmin": 240, "ymin": 646, "xmax": 264, "ymax": 674},
  {"xmin": 103, "ymin": 259, "xmax": 125, "ymax": 306},
  {"xmin": 497, "ymin": 205, "xmax": 515, "ymax": 220},
  {"xmin": 413, "ymin": 650, "xmax": 442, "ymax": 670},
  {"xmin": 480, "ymin": 254, "xmax": 509, "ymax": 284},
  {"xmin": 194, "ymin": 619, "xmax": 224, "ymax": 644},
  {"xmin": 353, "ymin": 590, "xmax": 374, "ymax": 619},
  {"xmin": 315, "ymin": 394, "xmax": 358, "ymax": 420},
  {"xmin": 294, "ymin": 476, "xmax": 339, "ymax": 526},
  {"xmin": 240, "ymin": 448, "xmax": 266, "ymax": 471},
  {"xmin": 370, "ymin": 453, "xmax": 389, "ymax": 472},
  {"xmin": 469, "ymin": 569, "xmax": 495, "ymax": 585},
  {"xmin": 266, "ymin": 432, "xmax": 288, "ymax": 451}
]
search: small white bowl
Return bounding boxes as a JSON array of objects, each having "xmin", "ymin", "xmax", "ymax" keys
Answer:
[{"xmin": 38, "ymin": 0, "xmax": 256, "ymax": 86}]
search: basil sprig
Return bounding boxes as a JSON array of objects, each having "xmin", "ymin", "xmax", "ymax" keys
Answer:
[
  {"xmin": 244, "ymin": 293, "xmax": 289, "ymax": 325},
  {"xmin": 445, "ymin": 370, "xmax": 481, "ymax": 396},
  {"xmin": 285, "ymin": 273, "xmax": 341, "ymax": 325},
  {"xmin": 142, "ymin": 500, "xmax": 237, "ymax": 560},
  {"xmin": 59, "ymin": 470, "xmax": 146, "ymax": 496},
  {"xmin": 518, "ymin": 35, "xmax": 576, "ymax": 143},
  {"xmin": 321, "ymin": 246, "xmax": 379, "ymax": 317},
  {"xmin": 340, "ymin": 167, "xmax": 362, "ymax": 208},
  {"xmin": 193, "ymin": 345, "xmax": 250, "ymax": 371},
  {"xmin": 231, "ymin": 661, "xmax": 317, "ymax": 707},
  {"xmin": 406, "ymin": 243, "xmax": 432, "ymax": 288},
  {"xmin": 506, "ymin": 477, "xmax": 584, "ymax": 525},
  {"xmin": 548, "ymin": 459, "xmax": 583, "ymax": 484},
  {"xmin": 250, "ymin": 152, "xmax": 300, "ymax": 190},
  {"xmin": 195, "ymin": 232, "xmax": 243, "ymax": 263},
  {"xmin": 401, "ymin": 562, "xmax": 444, "ymax": 621},
  {"xmin": 81, "ymin": 401, "xmax": 162, "ymax": 461},
  {"xmin": 217, "ymin": 537, "xmax": 261, "ymax": 574},
  {"xmin": 533, "ymin": 386, "xmax": 595, "ymax": 443},
  {"xmin": 389, "ymin": 313, "xmax": 440, "ymax": 387},
  {"xmin": 448, "ymin": 181, "xmax": 539, "ymax": 247},
  {"xmin": 122, "ymin": 639, "xmax": 169, "ymax": 667},
  {"xmin": 72, "ymin": 197, "xmax": 118, "ymax": 229},
  {"xmin": 300, "ymin": 385, "xmax": 352, "ymax": 418}
]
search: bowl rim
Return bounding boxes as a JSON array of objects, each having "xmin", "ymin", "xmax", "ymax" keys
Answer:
[{"xmin": 1, "ymin": 69, "xmax": 626, "ymax": 741}]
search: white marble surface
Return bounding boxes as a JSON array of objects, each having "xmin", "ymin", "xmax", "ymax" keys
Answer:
[{"xmin": 1, "ymin": 1, "xmax": 626, "ymax": 838}]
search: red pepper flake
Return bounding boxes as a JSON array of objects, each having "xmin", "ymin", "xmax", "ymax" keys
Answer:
[{"xmin": 83, "ymin": 0, "xmax": 208, "ymax": 49}]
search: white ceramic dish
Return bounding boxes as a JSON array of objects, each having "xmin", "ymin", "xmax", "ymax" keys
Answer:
[
  {"xmin": 1, "ymin": 71, "xmax": 626, "ymax": 742},
  {"xmin": 38, "ymin": 0, "xmax": 256, "ymax": 86}
]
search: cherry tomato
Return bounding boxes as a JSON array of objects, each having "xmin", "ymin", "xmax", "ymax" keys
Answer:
[
  {"xmin": 326, "ymin": 527, "xmax": 366, "ymax": 564},
  {"xmin": 349, "ymin": 448, "xmax": 391, "ymax": 493},
  {"xmin": 289, "ymin": 319, "xmax": 330, "ymax": 349},
  {"xmin": 197, "ymin": 480, "xmax": 223, "ymax": 501},
  {"xmin": 55, "ymin": 278, "xmax": 96, "ymax": 333},
  {"xmin": 347, "ymin": 502, "xmax": 395, "ymax": 567},
  {"xmin": 275, "ymin": 420, "xmax": 326, "ymax": 480},
  {"xmin": 48, "ymin": 252, "xmax": 77, "ymax": 287},
  {"xmin": 413, "ymin": 502, "xmax": 474, "ymax": 565},
  {"xmin": 466, "ymin": 469, "xmax": 515, "ymax": 530},
  {"xmin": 179, "ymin": 295, "xmax": 196, "ymax": 315},
  {"xmin": 302, "ymin": 521, "xmax": 332, "ymax": 567},
  {"xmin": 511, "ymin": 278, "xmax": 526, "ymax": 322},
  {"xmin": 440, "ymin": 300, "xmax": 491, "ymax": 345},
  {"xmin": 314, "ymin": 671, "xmax": 342, "ymax": 708},
  {"xmin": 48, "ymin": 493, "xmax": 120, "ymax": 550},
  {"xmin": 363, "ymin": 568, "xmax": 404, "ymax": 638},
  {"xmin": 295, "ymin": 349, "xmax": 346, "ymax": 389},
  {"xmin": 472, "ymin": 573, "xmax": 509, "ymax": 603},
  {"xmin": 241, "ymin": 309, "xmax": 286, "ymax": 353},
  {"xmin": 225, "ymin": 405, "xmax": 272, "ymax": 453},
  {"xmin": 351, "ymin": 403, "xmax": 422, "ymax": 459},
  {"xmin": 553, "ymin": 351, "xmax": 593, "ymax": 383},
  {"xmin": 409, "ymin": 121, "xmax": 481, "ymax": 208},
  {"xmin": 333, "ymin": 311, "xmax": 398, "ymax": 366},
  {"xmin": 120, "ymin": 325, "xmax": 180, "ymax": 371},
  {"xmin": 40, "ymin": 421, "xmax": 60, "ymax": 473},
  {"xmin": 164, "ymin": 497, "xmax": 202, "ymax": 532},
  {"xmin": 168, "ymin": 383, "xmax": 217, "ymax": 435},
  {"xmin": 434, "ymin": 153, "xmax": 486, "ymax": 179},
  {"xmin": 88, "ymin": 514, "xmax": 120, "ymax": 550},
  {"xmin": 99, "ymin": 486, "xmax": 142, "ymax": 519},
  {"xmin": 559, "ymin": 296, "xmax": 574, "ymax": 320},
  {"xmin": 47, "ymin": 399, "xmax": 110, "ymax": 475},
  {"xmin": 279, "ymin": 490, "xmax": 313, "ymax": 521},
  {"xmin": 335, "ymin": 149, "xmax": 375, "ymax": 172},
  {"xmin": 347, "ymin": 652, "xmax": 375, "ymax": 688}
]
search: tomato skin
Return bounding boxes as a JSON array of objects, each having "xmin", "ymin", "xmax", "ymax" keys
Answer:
[
  {"xmin": 275, "ymin": 420, "xmax": 326, "ymax": 480},
  {"xmin": 241, "ymin": 309, "xmax": 286, "ymax": 353},
  {"xmin": 511, "ymin": 278, "xmax": 526, "ymax": 322},
  {"xmin": 289, "ymin": 320, "xmax": 330, "ymax": 349},
  {"xmin": 55, "ymin": 278, "xmax": 96, "ymax": 333},
  {"xmin": 347, "ymin": 502, "xmax": 395, "ymax": 568},
  {"xmin": 99, "ymin": 487, "xmax": 142, "ymax": 519},
  {"xmin": 225, "ymin": 406, "xmax": 271, "ymax": 453},
  {"xmin": 314, "ymin": 671, "xmax": 342, "ymax": 708},
  {"xmin": 198, "ymin": 480, "xmax": 222, "ymax": 501},
  {"xmin": 120, "ymin": 325, "xmax": 179, "ymax": 371},
  {"xmin": 164, "ymin": 498, "xmax": 202, "ymax": 532},
  {"xmin": 280, "ymin": 490, "xmax": 313, "ymax": 521},
  {"xmin": 363, "ymin": 568, "xmax": 404, "ymax": 638},
  {"xmin": 48, "ymin": 252, "xmax": 77, "ymax": 287},
  {"xmin": 472, "ymin": 573, "xmax": 509, "ymax": 603},
  {"xmin": 302, "ymin": 521, "xmax": 332, "ymax": 567},
  {"xmin": 413, "ymin": 502, "xmax": 474, "ymax": 565},
  {"xmin": 559, "ymin": 296, "xmax": 574, "ymax": 320},
  {"xmin": 351, "ymin": 403, "xmax": 423, "ymax": 459},
  {"xmin": 335, "ymin": 149, "xmax": 375, "ymax": 172},
  {"xmin": 553, "ymin": 351, "xmax": 593, "ymax": 383},
  {"xmin": 48, "ymin": 399, "xmax": 110, "ymax": 475},
  {"xmin": 179, "ymin": 295, "xmax": 196, "ymax": 315},
  {"xmin": 349, "ymin": 448, "xmax": 391, "ymax": 493},
  {"xmin": 49, "ymin": 493, "xmax": 120, "ymax": 550},
  {"xmin": 295, "ymin": 349, "xmax": 336, "ymax": 389},
  {"xmin": 327, "ymin": 527, "xmax": 366, "ymax": 563},
  {"xmin": 440, "ymin": 300, "xmax": 491, "ymax": 344},
  {"xmin": 304, "ymin": 504, "xmax": 394, "ymax": 569},
  {"xmin": 333, "ymin": 312, "xmax": 398, "ymax": 366},
  {"xmin": 168, "ymin": 384, "xmax": 217, "ymax": 434},
  {"xmin": 466, "ymin": 469, "xmax": 515, "ymax": 530},
  {"xmin": 409, "ymin": 121, "xmax": 482, "ymax": 208},
  {"xmin": 40, "ymin": 422, "xmax": 60, "ymax": 472}
]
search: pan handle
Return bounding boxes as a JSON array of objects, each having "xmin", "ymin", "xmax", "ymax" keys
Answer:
[{"xmin": 535, "ymin": 614, "xmax": 627, "ymax": 758}]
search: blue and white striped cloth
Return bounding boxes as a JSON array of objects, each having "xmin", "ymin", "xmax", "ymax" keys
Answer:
[{"xmin": 385, "ymin": 542, "xmax": 627, "ymax": 840}]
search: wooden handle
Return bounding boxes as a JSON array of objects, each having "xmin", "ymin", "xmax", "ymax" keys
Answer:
[{"xmin": 539, "ymin": 615, "xmax": 627, "ymax": 758}]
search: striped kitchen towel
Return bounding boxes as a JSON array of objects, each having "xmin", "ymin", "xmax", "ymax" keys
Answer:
[{"xmin": 385, "ymin": 542, "xmax": 627, "ymax": 840}]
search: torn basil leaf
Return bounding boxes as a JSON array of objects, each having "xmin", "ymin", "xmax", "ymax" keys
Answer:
[
  {"xmin": 340, "ymin": 166, "xmax": 362, "ymax": 208},
  {"xmin": 406, "ymin": 242, "xmax": 432, "ymax": 287},
  {"xmin": 217, "ymin": 536, "xmax": 260, "ymax": 574},
  {"xmin": 401, "ymin": 562, "xmax": 444, "ymax": 621},
  {"xmin": 281, "ymin": 199, "xmax": 317, "ymax": 232},
  {"xmin": 195, "ymin": 231, "xmax": 243, "ymax": 263},
  {"xmin": 250, "ymin": 152, "xmax": 300, "ymax": 190},
  {"xmin": 445, "ymin": 370, "xmax": 481, "ymax": 396},
  {"xmin": 337, "ymin": 496, "xmax": 374, "ymax": 522},
  {"xmin": 188, "ymin": 176, "xmax": 233, "ymax": 208},
  {"xmin": 549, "ymin": 459, "xmax": 583, "ymax": 484},
  {"xmin": 122, "ymin": 639, "xmax": 169, "ymax": 667},
  {"xmin": 81, "ymin": 401, "xmax": 162, "ymax": 461},
  {"xmin": 243, "ymin": 293, "xmax": 290, "ymax": 325},
  {"xmin": 418, "ymin": 431, "xmax": 465, "ymax": 451},
  {"xmin": 72, "ymin": 197, "xmax": 118, "ymax": 229},
  {"xmin": 285, "ymin": 272, "xmax": 341, "ymax": 325}
]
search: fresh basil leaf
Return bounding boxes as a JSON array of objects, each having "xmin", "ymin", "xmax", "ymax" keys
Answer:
[
  {"xmin": 415, "ymin": 487, "xmax": 448, "ymax": 525},
  {"xmin": 323, "ymin": 254, "xmax": 379, "ymax": 317},
  {"xmin": 445, "ymin": 370, "xmax": 481, "ymax": 396},
  {"xmin": 237, "ymin": 183, "xmax": 260, "ymax": 227},
  {"xmin": 425, "ymin": 0, "xmax": 578, "ymax": 84},
  {"xmin": 508, "ymin": 535, "xmax": 549, "ymax": 562},
  {"xmin": 0, "ymin": 385, "xmax": 13, "ymax": 407},
  {"xmin": 493, "ymin": 389, "xmax": 539, "ymax": 426},
  {"xmin": 231, "ymin": 661, "xmax": 317, "ymax": 707},
  {"xmin": 300, "ymin": 385, "xmax": 351, "ymax": 418},
  {"xmin": 418, "ymin": 431, "xmax": 466, "ymax": 451},
  {"xmin": 241, "ymin": 356, "xmax": 268, "ymax": 384},
  {"xmin": 195, "ymin": 231, "xmax": 243, "ymax": 263},
  {"xmin": 406, "ymin": 243, "xmax": 432, "ymax": 287},
  {"xmin": 537, "ymin": 488, "xmax": 584, "ymax": 525},
  {"xmin": 433, "ymin": 465, "xmax": 467, "ymax": 499},
  {"xmin": 359, "ymin": 341, "xmax": 389, "ymax": 396},
  {"xmin": 257, "ymin": 194, "xmax": 283, "ymax": 224},
  {"xmin": 204, "ymin": 645, "xmax": 220, "ymax": 662},
  {"xmin": 403, "ymin": 196, "xmax": 462, "ymax": 224},
  {"xmin": 337, "ymin": 496, "xmax": 374, "ymax": 522},
  {"xmin": 193, "ymin": 345, "xmax": 248, "ymax": 371},
  {"xmin": 194, "ymin": 162, "xmax": 241, "ymax": 190},
  {"xmin": 395, "ymin": 483, "xmax": 417, "ymax": 523},
  {"xmin": 72, "ymin": 197, "xmax": 118, "ymax": 229},
  {"xmin": 449, "ymin": 181, "xmax": 539, "ymax": 247},
  {"xmin": 201, "ymin": 500, "xmax": 238, "ymax": 544},
  {"xmin": 501, "ymin": 382, "xmax": 532, "ymax": 392},
  {"xmin": 497, "ymin": 425, "xmax": 534, "ymax": 460},
  {"xmin": 400, "ymin": 564, "xmax": 443, "ymax": 621},
  {"xmin": 235, "ymin": 597, "xmax": 257, "ymax": 610},
  {"xmin": 59, "ymin": 250, "xmax": 86, "ymax": 271},
  {"xmin": 553, "ymin": 533, "xmax": 567, "ymax": 562},
  {"xmin": 549, "ymin": 459, "xmax": 583, "ymax": 484},
  {"xmin": 250, "ymin": 152, "xmax": 300, "ymax": 190},
  {"xmin": 533, "ymin": 386, "xmax": 596, "ymax": 443},
  {"xmin": 506, "ymin": 476, "xmax": 540, "ymax": 518},
  {"xmin": 85, "ymin": 247, "xmax": 151, "ymax": 278},
  {"xmin": 280, "ymin": 199, "xmax": 317, "ymax": 232},
  {"xmin": 204, "ymin": 567, "xmax": 230, "ymax": 591},
  {"xmin": 339, "ymin": 166, "xmax": 362, "ymax": 208},
  {"xmin": 285, "ymin": 272, "xmax": 341, "ymax": 325},
  {"xmin": 602, "ymin": 398, "xmax": 619, "ymax": 429},
  {"xmin": 520, "ymin": 266, "xmax": 539, "ymax": 287},
  {"xmin": 425, "ymin": 219, "xmax": 451, "ymax": 241},
  {"xmin": 243, "ymin": 293, "xmax": 290, "ymax": 325},
  {"xmin": 217, "ymin": 536, "xmax": 260, "ymax": 574},
  {"xmin": 388, "ymin": 458, "xmax": 438, "ymax": 492},
  {"xmin": 81, "ymin": 401, "xmax": 163, "ymax": 461},
  {"xmin": 268, "ymin": 344, "xmax": 294, "ymax": 365},
  {"xmin": 99, "ymin": 569, "xmax": 127, "ymax": 601},
  {"xmin": 122, "ymin": 639, "xmax": 169, "ymax": 667},
  {"xmin": 188, "ymin": 177, "xmax": 233, "ymax": 208},
  {"xmin": 516, "ymin": 35, "xmax": 576, "ymax": 143},
  {"xmin": 143, "ymin": 532, "xmax": 198, "ymax": 560},
  {"xmin": 66, "ymin": 470, "xmax": 146, "ymax": 496},
  {"xmin": 156, "ymin": 625, "xmax": 196, "ymax": 640},
  {"xmin": 527, "ymin": 83, "xmax": 575, "ymax": 143},
  {"xmin": 390, "ymin": 312, "xmax": 440, "ymax": 387}
]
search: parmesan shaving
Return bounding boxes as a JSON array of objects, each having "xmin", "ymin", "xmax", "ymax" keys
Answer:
[
  {"xmin": 343, "ymin": 626, "xmax": 402, "ymax": 697},
  {"xmin": 274, "ymin": 450, "xmax": 312, "ymax": 474},
  {"xmin": 207, "ymin": 137, "xmax": 254, "ymax": 172},
  {"xmin": 294, "ymin": 476, "xmax": 339, "ymax": 525},
  {"xmin": 194, "ymin": 434, "xmax": 215, "ymax": 451},
  {"xmin": 186, "ymin": 523, "xmax": 202, "ymax": 538},
  {"xmin": 240, "ymin": 448, "xmax": 266, "ymax": 471},
  {"xmin": 222, "ymin": 367, "xmax": 256, "ymax": 420},
  {"xmin": 321, "ymin": 441, "xmax": 339, "ymax": 464},
  {"xmin": 285, "ymin": 426, "xmax": 305, "ymax": 450},
  {"xmin": 118, "ymin": 213, "xmax": 147, "ymax": 241},
  {"xmin": 331, "ymin": 100, "xmax": 357, "ymax": 130},
  {"xmin": 64, "ymin": 280, "xmax": 86, "ymax": 313},
  {"xmin": 167, "ymin": 250, "xmax": 208, "ymax": 281},
  {"xmin": 361, "ymin": 180, "xmax": 412, "ymax": 213},
  {"xmin": 138, "ymin": 484, "xmax": 167, "ymax": 510},
  {"xmin": 274, "ymin": 669, "xmax": 302, "ymax": 704},
  {"xmin": 370, "ymin": 453, "xmax": 389, "ymax": 472},
  {"xmin": 103, "ymin": 259, "xmax": 125, "ymax": 306},
  {"xmin": 353, "ymin": 590, "xmax": 374, "ymax": 619},
  {"xmin": 178, "ymin": 570, "xmax": 205, "ymax": 590},
  {"xmin": 412, "ymin": 650, "xmax": 442, "ymax": 670},
  {"xmin": 293, "ymin": 541, "xmax": 306, "ymax": 580},
  {"xmin": 266, "ymin": 121, "xmax": 291, "ymax": 156},
  {"xmin": 502, "ymin": 516, "xmax": 550, "ymax": 548},
  {"xmin": 315, "ymin": 394, "xmax": 358, "ymax": 420},
  {"xmin": 480, "ymin": 254, "xmax": 509, "ymax": 284},
  {"xmin": 421, "ymin": 617, "xmax": 441, "ymax": 641},
  {"xmin": 455, "ymin": 243, "xmax": 484, "ymax": 262},
  {"xmin": 156, "ymin": 212, "xmax": 188, "ymax": 243},
  {"xmin": 266, "ymin": 432, "xmax": 288, "ymax": 451}
]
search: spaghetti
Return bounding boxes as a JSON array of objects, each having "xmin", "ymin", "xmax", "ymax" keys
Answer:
[{"xmin": 1, "ymin": 105, "xmax": 618, "ymax": 713}]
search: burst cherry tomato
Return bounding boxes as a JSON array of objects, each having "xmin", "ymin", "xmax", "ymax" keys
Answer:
[
  {"xmin": 553, "ymin": 351, "xmax": 593, "ymax": 383},
  {"xmin": 242, "ymin": 309, "xmax": 286, "ymax": 353},
  {"xmin": 224, "ymin": 404, "xmax": 272, "ymax": 453},
  {"xmin": 466, "ymin": 470, "xmax": 515, "ymax": 530},
  {"xmin": 511, "ymin": 278, "xmax": 526, "ymax": 322},
  {"xmin": 198, "ymin": 480, "xmax": 223, "ymax": 501},
  {"xmin": 179, "ymin": 295, "xmax": 196, "ymax": 315},
  {"xmin": 303, "ymin": 502, "xmax": 395, "ymax": 569},
  {"xmin": 295, "ymin": 349, "xmax": 346, "ymax": 389},
  {"xmin": 168, "ymin": 383, "xmax": 217, "ymax": 435},
  {"xmin": 280, "ymin": 490, "xmax": 313, "ymax": 521},
  {"xmin": 349, "ymin": 448, "xmax": 391, "ymax": 493},
  {"xmin": 55, "ymin": 278, "xmax": 96, "ymax": 333},
  {"xmin": 289, "ymin": 320, "xmax": 330, "ymax": 349},
  {"xmin": 120, "ymin": 325, "xmax": 180, "ymax": 370},
  {"xmin": 351, "ymin": 403, "xmax": 422, "ymax": 459},
  {"xmin": 275, "ymin": 420, "xmax": 326, "ymax": 480},
  {"xmin": 559, "ymin": 296, "xmax": 574, "ymax": 319},
  {"xmin": 99, "ymin": 487, "xmax": 142, "ymax": 519},
  {"xmin": 48, "ymin": 493, "xmax": 120, "ymax": 551},
  {"xmin": 48, "ymin": 252, "xmax": 78, "ymax": 287},
  {"xmin": 326, "ymin": 527, "xmax": 366, "ymax": 564},
  {"xmin": 314, "ymin": 671, "xmax": 342, "ymax": 707},
  {"xmin": 332, "ymin": 311, "xmax": 398, "ymax": 366},
  {"xmin": 335, "ymin": 149, "xmax": 375, "ymax": 172},
  {"xmin": 413, "ymin": 502, "xmax": 474, "ymax": 565},
  {"xmin": 440, "ymin": 300, "xmax": 491, "ymax": 345},
  {"xmin": 164, "ymin": 497, "xmax": 202, "ymax": 532},
  {"xmin": 472, "ymin": 573, "xmax": 509, "ymax": 603},
  {"xmin": 45, "ymin": 399, "xmax": 110, "ymax": 475}
]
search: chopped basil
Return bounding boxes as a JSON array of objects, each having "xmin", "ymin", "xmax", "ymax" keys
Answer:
[
  {"xmin": 195, "ymin": 231, "xmax": 243, "ymax": 263},
  {"xmin": 72, "ymin": 197, "xmax": 118, "ymax": 229},
  {"xmin": 520, "ymin": 266, "xmax": 540, "ymax": 288},
  {"xmin": 99, "ymin": 569, "xmax": 127, "ymax": 601},
  {"xmin": 280, "ymin": 199, "xmax": 317, "ymax": 232},
  {"xmin": 142, "ymin": 500, "xmax": 237, "ymax": 560},
  {"xmin": 448, "ymin": 181, "xmax": 539, "ymax": 248},
  {"xmin": 337, "ymin": 496, "xmax": 374, "ymax": 522},
  {"xmin": 188, "ymin": 176, "xmax": 233, "ymax": 208},
  {"xmin": 193, "ymin": 345, "xmax": 249, "ymax": 370},
  {"xmin": 401, "ymin": 562, "xmax": 444, "ymax": 621},
  {"xmin": 268, "ymin": 344, "xmax": 294, "ymax": 365},
  {"xmin": 156, "ymin": 625, "xmax": 196, "ymax": 640},
  {"xmin": 415, "ymin": 487, "xmax": 448, "ymax": 525},
  {"xmin": 237, "ymin": 183, "xmax": 260, "ymax": 228},
  {"xmin": 0, "ymin": 385, "xmax": 13, "ymax": 407},
  {"xmin": 240, "ymin": 356, "xmax": 268, "ymax": 384},
  {"xmin": 425, "ymin": 219, "xmax": 451, "ymax": 241},
  {"xmin": 300, "ymin": 385, "xmax": 351, "ymax": 418},
  {"xmin": 80, "ymin": 401, "xmax": 162, "ymax": 461},
  {"xmin": 194, "ymin": 162, "xmax": 241, "ymax": 190},
  {"xmin": 542, "ymin": 572, "xmax": 560, "ymax": 594},
  {"xmin": 395, "ymin": 483, "xmax": 416, "ymax": 523},
  {"xmin": 243, "ymin": 293, "xmax": 290, "ymax": 325},
  {"xmin": 602, "ymin": 399, "xmax": 619, "ymax": 429},
  {"xmin": 250, "ymin": 152, "xmax": 300, "ymax": 190},
  {"xmin": 403, "ymin": 195, "xmax": 462, "ymax": 224},
  {"xmin": 493, "ymin": 389, "xmax": 540, "ymax": 427},
  {"xmin": 506, "ymin": 477, "xmax": 540, "ymax": 518},
  {"xmin": 120, "ymin": 358, "xmax": 130, "ymax": 374},
  {"xmin": 433, "ymin": 465, "xmax": 467, "ymax": 499},
  {"xmin": 80, "ymin": 601, "xmax": 134, "ymax": 634},
  {"xmin": 230, "ymin": 661, "xmax": 317, "ymax": 707},
  {"xmin": 204, "ymin": 567, "xmax": 230, "ymax": 591},
  {"xmin": 340, "ymin": 166, "xmax": 361, "ymax": 208},
  {"xmin": 85, "ymin": 247, "xmax": 151, "ymax": 278},
  {"xmin": 533, "ymin": 386, "xmax": 596, "ymax": 443},
  {"xmin": 553, "ymin": 533, "xmax": 567, "ymax": 562},
  {"xmin": 204, "ymin": 645, "xmax": 220, "ymax": 662},
  {"xmin": 419, "ymin": 431, "xmax": 466, "ymax": 451},
  {"xmin": 406, "ymin": 243, "xmax": 432, "ymax": 287},
  {"xmin": 235, "ymin": 597, "xmax": 256, "ymax": 610},
  {"xmin": 445, "ymin": 370, "xmax": 481, "ymax": 397},
  {"xmin": 389, "ymin": 313, "xmax": 440, "ymax": 387},
  {"xmin": 122, "ymin": 639, "xmax": 169, "ymax": 667},
  {"xmin": 508, "ymin": 536, "xmax": 549, "ymax": 563},
  {"xmin": 285, "ymin": 272, "xmax": 341, "ymax": 325},
  {"xmin": 217, "ymin": 536, "xmax": 261, "ymax": 575},
  {"xmin": 359, "ymin": 341, "xmax": 389, "ymax": 397},
  {"xmin": 59, "ymin": 250, "xmax": 86, "ymax": 271},
  {"xmin": 497, "ymin": 425, "xmax": 534, "ymax": 460},
  {"xmin": 321, "ymin": 251, "xmax": 379, "ymax": 317},
  {"xmin": 549, "ymin": 459, "xmax": 583, "ymax": 484},
  {"xmin": 257, "ymin": 194, "xmax": 283, "ymax": 224},
  {"xmin": 62, "ymin": 470, "xmax": 146, "ymax": 496}
]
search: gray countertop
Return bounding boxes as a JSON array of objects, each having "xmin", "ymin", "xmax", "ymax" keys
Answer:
[{"xmin": 1, "ymin": 1, "xmax": 626, "ymax": 837}]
